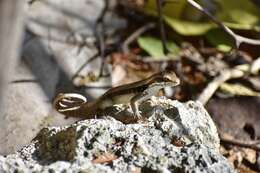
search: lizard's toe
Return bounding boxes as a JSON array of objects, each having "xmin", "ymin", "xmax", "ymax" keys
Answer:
[{"xmin": 134, "ymin": 111, "xmax": 143, "ymax": 119}]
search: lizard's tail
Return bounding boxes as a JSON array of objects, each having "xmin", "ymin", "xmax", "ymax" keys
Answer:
[{"xmin": 53, "ymin": 93, "xmax": 88, "ymax": 117}]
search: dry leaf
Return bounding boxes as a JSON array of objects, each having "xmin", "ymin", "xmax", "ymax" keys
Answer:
[
  {"xmin": 92, "ymin": 152, "xmax": 118, "ymax": 164},
  {"xmin": 220, "ymin": 83, "xmax": 260, "ymax": 97}
]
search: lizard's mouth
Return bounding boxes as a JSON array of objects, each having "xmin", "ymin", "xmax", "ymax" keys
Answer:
[
  {"xmin": 174, "ymin": 78, "xmax": 180, "ymax": 85},
  {"xmin": 165, "ymin": 78, "xmax": 180, "ymax": 86}
]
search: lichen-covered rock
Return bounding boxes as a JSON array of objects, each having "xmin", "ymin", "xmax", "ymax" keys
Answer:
[{"xmin": 0, "ymin": 97, "xmax": 236, "ymax": 172}]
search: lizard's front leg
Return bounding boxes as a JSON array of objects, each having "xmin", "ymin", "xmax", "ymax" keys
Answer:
[{"xmin": 130, "ymin": 91, "xmax": 151, "ymax": 119}]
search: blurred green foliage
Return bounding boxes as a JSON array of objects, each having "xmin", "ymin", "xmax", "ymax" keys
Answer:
[
  {"xmin": 137, "ymin": 36, "xmax": 180, "ymax": 58},
  {"xmin": 137, "ymin": 0, "xmax": 260, "ymax": 55}
]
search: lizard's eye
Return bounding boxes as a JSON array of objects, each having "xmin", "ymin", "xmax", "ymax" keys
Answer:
[
  {"xmin": 164, "ymin": 73, "xmax": 175, "ymax": 80},
  {"xmin": 165, "ymin": 76, "xmax": 172, "ymax": 81}
]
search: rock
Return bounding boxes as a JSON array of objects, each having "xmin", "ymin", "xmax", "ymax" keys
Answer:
[
  {"xmin": 0, "ymin": 0, "xmax": 126, "ymax": 154},
  {"xmin": 0, "ymin": 97, "xmax": 236, "ymax": 172}
]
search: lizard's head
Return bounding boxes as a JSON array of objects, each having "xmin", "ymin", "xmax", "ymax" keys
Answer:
[{"xmin": 161, "ymin": 71, "xmax": 180, "ymax": 86}]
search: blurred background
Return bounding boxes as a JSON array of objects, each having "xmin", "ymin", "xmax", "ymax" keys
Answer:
[{"xmin": 0, "ymin": 0, "xmax": 259, "ymax": 172}]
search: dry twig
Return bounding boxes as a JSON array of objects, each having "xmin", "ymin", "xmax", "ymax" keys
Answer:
[
  {"xmin": 156, "ymin": 0, "xmax": 169, "ymax": 55},
  {"xmin": 95, "ymin": 0, "xmax": 109, "ymax": 77},
  {"xmin": 197, "ymin": 57, "xmax": 260, "ymax": 105},
  {"xmin": 72, "ymin": 53, "xmax": 99, "ymax": 81},
  {"xmin": 197, "ymin": 68, "xmax": 244, "ymax": 105},
  {"xmin": 122, "ymin": 22, "xmax": 155, "ymax": 53},
  {"xmin": 220, "ymin": 134, "xmax": 260, "ymax": 151}
]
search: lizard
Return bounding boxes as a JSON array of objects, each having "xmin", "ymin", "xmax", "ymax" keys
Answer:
[{"xmin": 53, "ymin": 70, "xmax": 180, "ymax": 119}]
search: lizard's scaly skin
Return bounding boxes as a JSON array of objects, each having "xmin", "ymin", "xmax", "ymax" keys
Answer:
[{"xmin": 53, "ymin": 71, "xmax": 180, "ymax": 119}]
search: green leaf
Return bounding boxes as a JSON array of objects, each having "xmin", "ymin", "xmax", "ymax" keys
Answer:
[
  {"xmin": 137, "ymin": 36, "xmax": 180, "ymax": 59},
  {"xmin": 143, "ymin": 0, "xmax": 260, "ymax": 35},
  {"xmin": 164, "ymin": 15, "xmax": 214, "ymax": 35},
  {"xmin": 206, "ymin": 29, "xmax": 234, "ymax": 52},
  {"xmin": 144, "ymin": 0, "xmax": 187, "ymax": 18},
  {"xmin": 216, "ymin": 0, "xmax": 260, "ymax": 25},
  {"xmin": 220, "ymin": 83, "xmax": 260, "ymax": 97}
]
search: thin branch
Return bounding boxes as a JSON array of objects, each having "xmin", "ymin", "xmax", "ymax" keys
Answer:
[
  {"xmin": 71, "ymin": 53, "xmax": 99, "ymax": 81},
  {"xmin": 197, "ymin": 68, "xmax": 245, "ymax": 105},
  {"xmin": 156, "ymin": 0, "xmax": 169, "ymax": 54},
  {"xmin": 197, "ymin": 56, "xmax": 260, "ymax": 105},
  {"xmin": 122, "ymin": 23, "xmax": 156, "ymax": 53},
  {"xmin": 251, "ymin": 56, "xmax": 260, "ymax": 74},
  {"xmin": 11, "ymin": 79, "xmax": 38, "ymax": 84},
  {"xmin": 220, "ymin": 135, "xmax": 260, "ymax": 151},
  {"xmin": 94, "ymin": 0, "xmax": 109, "ymax": 77},
  {"xmin": 186, "ymin": 0, "xmax": 260, "ymax": 48}
]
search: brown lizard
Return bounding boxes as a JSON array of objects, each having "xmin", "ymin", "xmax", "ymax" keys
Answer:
[{"xmin": 53, "ymin": 71, "xmax": 180, "ymax": 119}]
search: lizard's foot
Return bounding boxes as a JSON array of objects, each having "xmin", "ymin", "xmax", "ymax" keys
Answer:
[
  {"xmin": 134, "ymin": 110, "xmax": 143, "ymax": 120},
  {"xmin": 53, "ymin": 93, "xmax": 87, "ymax": 113}
]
